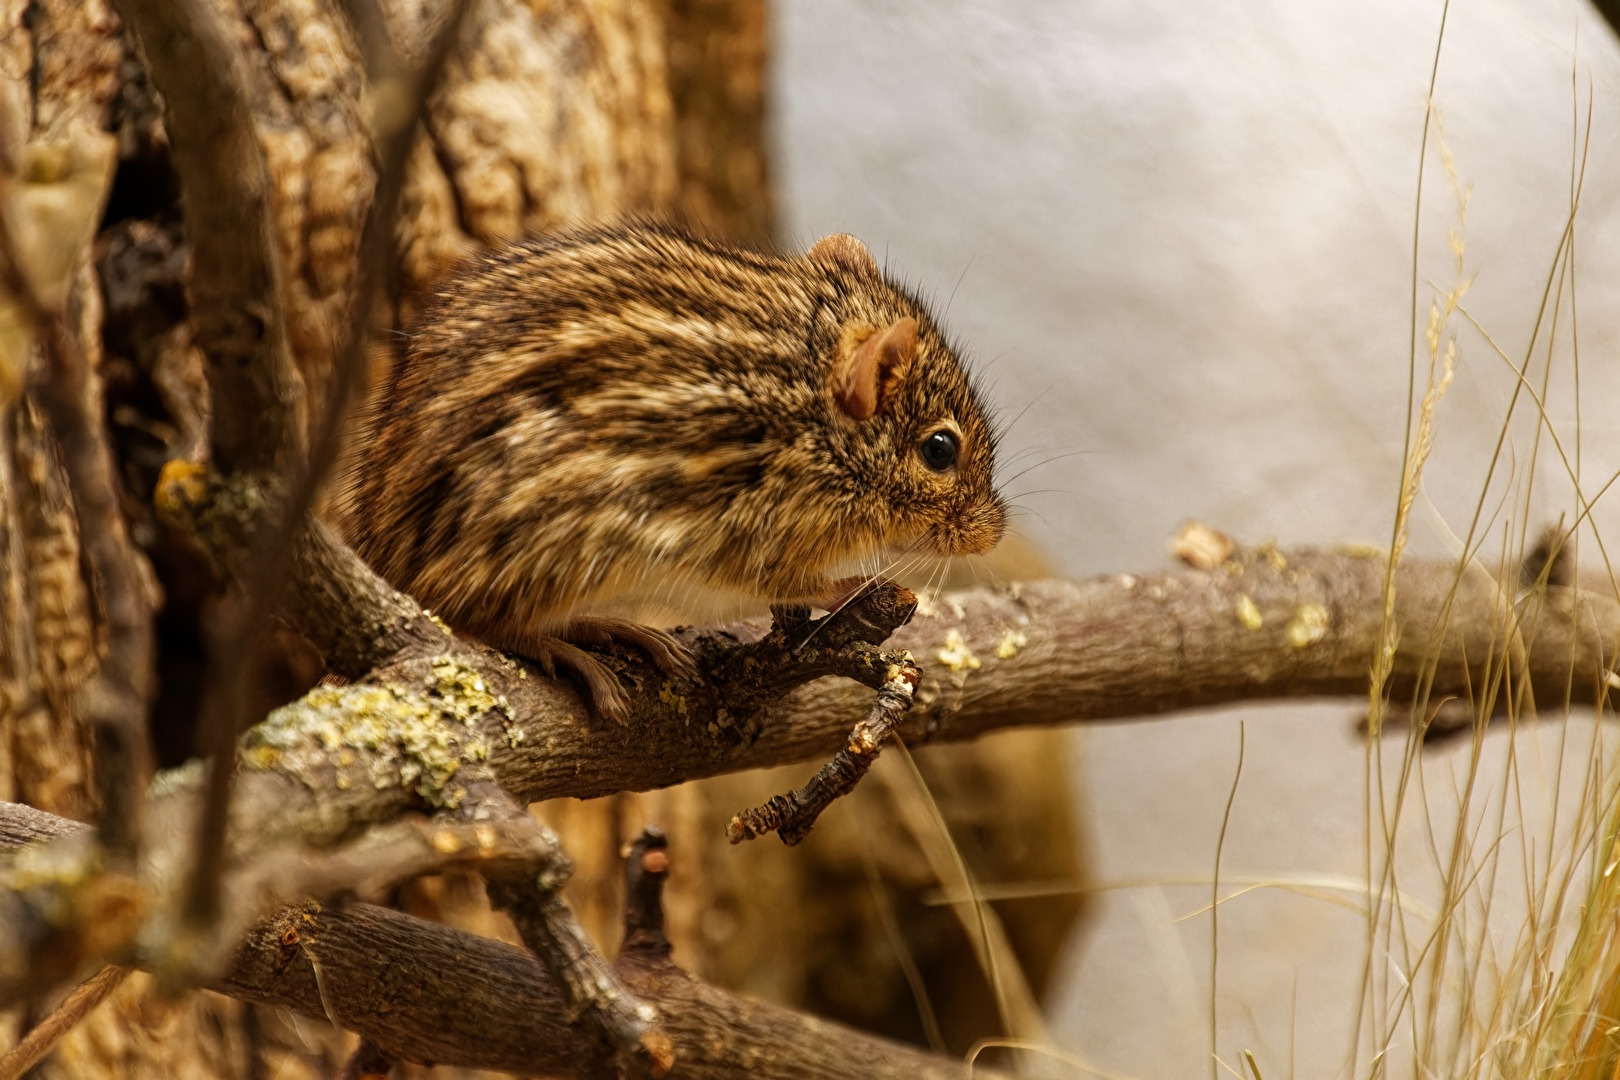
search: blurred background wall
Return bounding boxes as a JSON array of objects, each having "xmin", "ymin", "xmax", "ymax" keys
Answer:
[{"xmin": 771, "ymin": 1, "xmax": 1620, "ymax": 1073}]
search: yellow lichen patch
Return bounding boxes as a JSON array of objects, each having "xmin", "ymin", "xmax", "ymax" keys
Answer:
[
  {"xmin": 428, "ymin": 655, "xmax": 510, "ymax": 756},
  {"xmin": 936, "ymin": 628, "xmax": 980, "ymax": 687},
  {"xmin": 427, "ymin": 613, "xmax": 454, "ymax": 637},
  {"xmin": 241, "ymin": 669, "xmax": 502, "ymax": 809},
  {"xmin": 994, "ymin": 628, "xmax": 1028, "ymax": 659},
  {"xmin": 153, "ymin": 459, "xmax": 209, "ymax": 518},
  {"xmin": 1286, "ymin": 603, "xmax": 1329, "ymax": 649},
  {"xmin": 1235, "ymin": 595, "xmax": 1263, "ymax": 630},
  {"xmin": 659, "ymin": 685, "xmax": 689, "ymax": 717},
  {"xmin": 429, "ymin": 656, "xmax": 500, "ymax": 722},
  {"xmin": 1172, "ymin": 521, "xmax": 1235, "ymax": 569}
]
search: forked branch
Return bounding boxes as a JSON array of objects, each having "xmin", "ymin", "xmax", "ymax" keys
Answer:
[{"xmin": 0, "ymin": 803, "xmax": 1002, "ymax": 1080}]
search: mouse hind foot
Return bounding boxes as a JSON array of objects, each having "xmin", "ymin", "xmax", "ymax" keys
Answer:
[
  {"xmin": 560, "ymin": 617, "xmax": 699, "ymax": 681},
  {"xmin": 513, "ymin": 618, "xmax": 698, "ymax": 723}
]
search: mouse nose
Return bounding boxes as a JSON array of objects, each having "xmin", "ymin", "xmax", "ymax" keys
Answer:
[{"xmin": 940, "ymin": 494, "xmax": 1007, "ymax": 556}]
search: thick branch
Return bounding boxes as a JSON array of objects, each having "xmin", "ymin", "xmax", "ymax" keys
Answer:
[
  {"xmin": 142, "ymin": 525, "xmax": 1620, "ymax": 864},
  {"xmin": 424, "ymin": 544, "xmax": 1620, "ymax": 803},
  {"xmin": 288, "ymin": 517, "xmax": 447, "ymax": 678}
]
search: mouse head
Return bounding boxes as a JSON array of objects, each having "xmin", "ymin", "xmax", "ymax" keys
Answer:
[{"xmin": 806, "ymin": 233, "xmax": 1007, "ymax": 562}]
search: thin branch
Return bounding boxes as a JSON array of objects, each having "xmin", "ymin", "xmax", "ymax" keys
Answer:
[
  {"xmin": 460, "ymin": 779, "xmax": 671, "ymax": 1078},
  {"xmin": 727, "ymin": 659, "xmax": 919, "ymax": 845},
  {"xmin": 125, "ymin": 0, "xmax": 474, "ymax": 948},
  {"xmin": 109, "ymin": 0, "xmax": 298, "ymax": 475},
  {"xmin": 111, "ymin": 0, "xmax": 300, "ymax": 955},
  {"xmin": 0, "ymin": 965, "xmax": 131, "ymax": 1080},
  {"xmin": 485, "ymin": 883, "xmax": 669, "ymax": 1077},
  {"xmin": 0, "ymin": 122, "xmax": 151, "ymax": 871},
  {"xmin": 29, "ymin": 321, "xmax": 156, "ymax": 869}
]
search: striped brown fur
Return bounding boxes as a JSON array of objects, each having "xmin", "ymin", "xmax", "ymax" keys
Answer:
[{"xmin": 346, "ymin": 223, "xmax": 1005, "ymax": 696}]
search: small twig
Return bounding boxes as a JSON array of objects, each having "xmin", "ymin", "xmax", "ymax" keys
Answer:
[
  {"xmin": 475, "ymin": 785, "xmax": 673, "ymax": 1079},
  {"xmin": 727, "ymin": 664, "xmax": 918, "ymax": 845},
  {"xmin": 619, "ymin": 827, "xmax": 671, "ymax": 961},
  {"xmin": 335, "ymin": 1037, "xmax": 394, "ymax": 1080},
  {"xmin": 724, "ymin": 584, "xmax": 920, "ymax": 845},
  {"xmin": 0, "ymin": 965, "xmax": 131, "ymax": 1080}
]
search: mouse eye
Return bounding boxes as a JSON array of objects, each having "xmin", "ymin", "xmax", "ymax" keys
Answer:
[{"xmin": 919, "ymin": 429, "xmax": 958, "ymax": 472}]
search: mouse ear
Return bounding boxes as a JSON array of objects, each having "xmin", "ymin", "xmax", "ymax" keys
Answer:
[
  {"xmin": 833, "ymin": 317, "xmax": 918, "ymax": 420},
  {"xmin": 808, "ymin": 233, "xmax": 879, "ymax": 276}
]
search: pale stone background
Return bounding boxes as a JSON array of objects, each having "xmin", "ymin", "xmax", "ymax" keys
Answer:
[{"xmin": 772, "ymin": 1, "xmax": 1620, "ymax": 1075}]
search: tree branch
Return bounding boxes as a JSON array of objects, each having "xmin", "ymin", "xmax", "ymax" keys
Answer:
[
  {"xmin": 110, "ymin": 0, "xmax": 298, "ymax": 475},
  {"xmin": 112, "ymin": 0, "xmax": 302, "ymax": 951},
  {"xmin": 118, "ymin": 0, "xmax": 473, "ymax": 952},
  {"xmin": 462, "ymin": 779, "xmax": 671, "ymax": 1078},
  {"xmin": 245, "ymin": 537, "xmax": 1617, "ymax": 810},
  {"xmin": 30, "ymin": 321, "xmax": 156, "ymax": 870},
  {"xmin": 0, "ymin": 801, "xmax": 1000, "ymax": 1080},
  {"xmin": 10, "ymin": 513, "xmax": 1605, "ymax": 1001}
]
